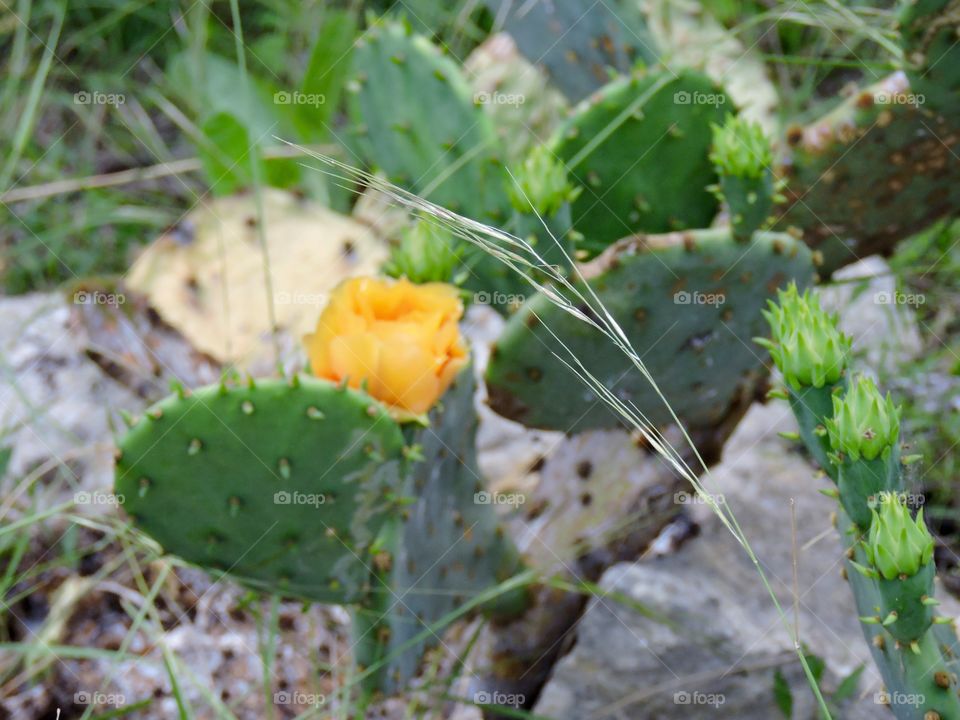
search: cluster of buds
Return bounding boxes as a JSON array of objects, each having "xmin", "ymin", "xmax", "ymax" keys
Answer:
[{"xmin": 757, "ymin": 283, "xmax": 852, "ymax": 389}]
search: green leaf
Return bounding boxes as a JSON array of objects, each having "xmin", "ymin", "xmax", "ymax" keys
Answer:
[
  {"xmin": 294, "ymin": 10, "xmax": 356, "ymax": 140},
  {"xmin": 803, "ymin": 651, "xmax": 826, "ymax": 683},
  {"xmin": 833, "ymin": 664, "xmax": 864, "ymax": 702},
  {"xmin": 773, "ymin": 669, "xmax": 793, "ymax": 718},
  {"xmin": 198, "ymin": 112, "xmax": 258, "ymax": 195}
]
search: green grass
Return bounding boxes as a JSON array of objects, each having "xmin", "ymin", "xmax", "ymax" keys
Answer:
[{"xmin": 2, "ymin": 1, "xmax": 959, "ymax": 718}]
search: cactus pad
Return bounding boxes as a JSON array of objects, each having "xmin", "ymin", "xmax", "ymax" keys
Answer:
[
  {"xmin": 776, "ymin": 72, "xmax": 960, "ymax": 274},
  {"xmin": 486, "ymin": 0, "xmax": 658, "ymax": 102},
  {"xmin": 115, "ymin": 377, "xmax": 406, "ymax": 603},
  {"xmin": 347, "ymin": 20, "xmax": 507, "ymax": 221},
  {"xmin": 486, "ymin": 229, "xmax": 814, "ymax": 433},
  {"xmin": 374, "ymin": 364, "xmax": 526, "ymax": 692},
  {"xmin": 551, "ymin": 70, "xmax": 729, "ymax": 256}
]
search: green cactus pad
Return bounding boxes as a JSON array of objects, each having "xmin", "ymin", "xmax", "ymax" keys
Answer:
[
  {"xmin": 374, "ymin": 364, "xmax": 526, "ymax": 692},
  {"xmin": 898, "ymin": 0, "xmax": 960, "ymax": 114},
  {"xmin": 486, "ymin": 0, "xmax": 658, "ymax": 102},
  {"xmin": 347, "ymin": 20, "xmax": 507, "ymax": 221},
  {"xmin": 486, "ymin": 229, "xmax": 814, "ymax": 433},
  {"xmin": 115, "ymin": 377, "xmax": 406, "ymax": 603},
  {"xmin": 551, "ymin": 70, "xmax": 729, "ymax": 256},
  {"xmin": 776, "ymin": 72, "xmax": 960, "ymax": 274}
]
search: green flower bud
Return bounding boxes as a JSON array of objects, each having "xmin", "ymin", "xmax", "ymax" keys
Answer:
[
  {"xmin": 384, "ymin": 220, "xmax": 462, "ymax": 284},
  {"xmin": 709, "ymin": 114, "xmax": 773, "ymax": 180},
  {"xmin": 865, "ymin": 492, "xmax": 934, "ymax": 580},
  {"xmin": 506, "ymin": 145, "xmax": 580, "ymax": 217},
  {"xmin": 757, "ymin": 283, "xmax": 852, "ymax": 389},
  {"xmin": 827, "ymin": 375, "xmax": 900, "ymax": 462}
]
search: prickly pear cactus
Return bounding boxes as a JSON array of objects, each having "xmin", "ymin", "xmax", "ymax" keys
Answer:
[
  {"xmin": 551, "ymin": 70, "xmax": 729, "ymax": 256},
  {"xmin": 485, "ymin": 0, "xmax": 658, "ymax": 102},
  {"xmin": 776, "ymin": 72, "xmax": 960, "ymax": 274},
  {"xmin": 116, "ymin": 377, "xmax": 406, "ymax": 603},
  {"xmin": 898, "ymin": 0, "xmax": 960, "ymax": 114},
  {"xmin": 347, "ymin": 19, "xmax": 507, "ymax": 221},
  {"xmin": 710, "ymin": 114, "xmax": 777, "ymax": 243},
  {"xmin": 370, "ymin": 363, "xmax": 527, "ymax": 693},
  {"xmin": 485, "ymin": 228, "xmax": 814, "ymax": 434},
  {"xmin": 761, "ymin": 287, "xmax": 960, "ymax": 720}
]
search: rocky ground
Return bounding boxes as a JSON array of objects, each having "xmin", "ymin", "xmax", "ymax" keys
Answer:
[{"xmin": 0, "ymin": 257, "xmax": 948, "ymax": 719}]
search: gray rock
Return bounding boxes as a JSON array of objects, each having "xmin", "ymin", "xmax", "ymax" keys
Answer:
[
  {"xmin": 535, "ymin": 398, "xmax": 959, "ymax": 719},
  {"xmin": 818, "ymin": 256, "xmax": 923, "ymax": 374}
]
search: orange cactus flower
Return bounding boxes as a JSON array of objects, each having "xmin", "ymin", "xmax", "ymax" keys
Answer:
[{"xmin": 305, "ymin": 276, "xmax": 468, "ymax": 418}]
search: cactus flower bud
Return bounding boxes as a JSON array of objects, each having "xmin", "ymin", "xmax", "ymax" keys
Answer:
[
  {"xmin": 866, "ymin": 492, "xmax": 934, "ymax": 580},
  {"xmin": 306, "ymin": 276, "xmax": 468, "ymax": 418},
  {"xmin": 709, "ymin": 114, "xmax": 773, "ymax": 180},
  {"xmin": 506, "ymin": 145, "xmax": 579, "ymax": 217},
  {"xmin": 827, "ymin": 375, "xmax": 900, "ymax": 462},
  {"xmin": 758, "ymin": 283, "xmax": 852, "ymax": 389}
]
